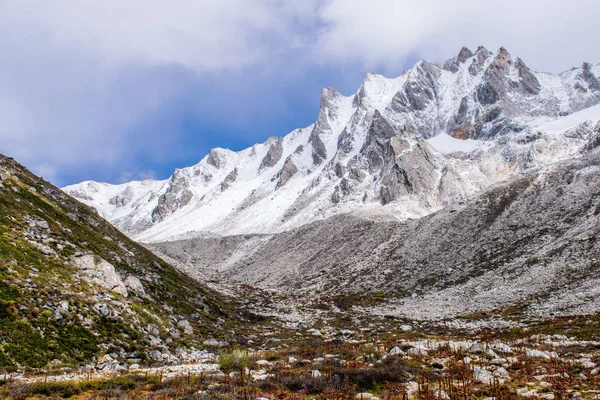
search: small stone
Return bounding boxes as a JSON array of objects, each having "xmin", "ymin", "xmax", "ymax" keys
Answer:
[{"xmin": 581, "ymin": 360, "xmax": 596, "ymax": 369}]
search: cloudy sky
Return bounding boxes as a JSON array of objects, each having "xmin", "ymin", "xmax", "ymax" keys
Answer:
[{"xmin": 1, "ymin": 0, "xmax": 599, "ymax": 186}]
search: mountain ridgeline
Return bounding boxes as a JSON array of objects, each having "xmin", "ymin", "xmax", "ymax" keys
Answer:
[{"xmin": 64, "ymin": 46, "xmax": 600, "ymax": 242}]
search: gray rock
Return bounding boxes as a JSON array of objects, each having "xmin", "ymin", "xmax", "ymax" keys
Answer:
[
  {"xmin": 276, "ymin": 157, "xmax": 298, "ymax": 189},
  {"xmin": 124, "ymin": 275, "xmax": 146, "ymax": 297},
  {"xmin": 259, "ymin": 138, "xmax": 284, "ymax": 170},
  {"xmin": 152, "ymin": 169, "xmax": 194, "ymax": 222},
  {"xmin": 72, "ymin": 254, "xmax": 128, "ymax": 296},
  {"xmin": 220, "ymin": 168, "xmax": 238, "ymax": 191},
  {"xmin": 206, "ymin": 148, "xmax": 229, "ymax": 168},
  {"xmin": 310, "ymin": 133, "xmax": 328, "ymax": 165},
  {"xmin": 177, "ymin": 319, "xmax": 194, "ymax": 335}
]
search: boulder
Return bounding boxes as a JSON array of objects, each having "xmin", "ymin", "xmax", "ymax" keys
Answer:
[
  {"xmin": 72, "ymin": 254, "xmax": 128, "ymax": 296},
  {"xmin": 177, "ymin": 319, "xmax": 194, "ymax": 335},
  {"xmin": 124, "ymin": 276, "xmax": 146, "ymax": 297}
]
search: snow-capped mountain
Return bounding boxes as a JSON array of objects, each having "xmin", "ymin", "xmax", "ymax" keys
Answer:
[{"xmin": 64, "ymin": 46, "xmax": 600, "ymax": 242}]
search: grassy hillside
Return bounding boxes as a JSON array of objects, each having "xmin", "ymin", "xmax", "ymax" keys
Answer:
[{"xmin": 0, "ymin": 155, "xmax": 246, "ymax": 369}]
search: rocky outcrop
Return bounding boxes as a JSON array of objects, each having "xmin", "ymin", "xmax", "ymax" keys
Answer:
[
  {"xmin": 331, "ymin": 177, "xmax": 350, "ymax": 204},
  {"xmin": 583, "ymin": 122, "xmax": 600, "ymax": 152},
  {"xmin": 582, "ymin": 62, "xmax": 600, "ymax": 92},
  {"xmin": 259, "ymin": 138, "xmax": 284, "ymax": 170},
  {"xmin": 109, "ymin": 187, "xmax": 134, "ymax": 207},
  {"xmin": 220, "ymin": 168, "xmax": 238, "ymax": 191},
  {"xmin": 206, "ymin": 148, "xmax": 229, "ymax": 169},
  {"xmin": 515, "ymin": 58, "xmax": 541, "ymax": 95},
  {"xmin": 359, "ymin": 111, "xmax": 399, "ymax": 173},
  {"xmin": 276, "ymin": 157, "xmax": 298, "ymax": 189},
  {"xmin": 124, "ymin": 275, "xmax": 147, "ymax": 297},
  {"xmin": 443, "ymin": 46, "xmax": 474, "ymax": 73},
  {"xmin": 309, "ymin": 133, "xmax": 328, "ymax": 165},
  {"xmin": 72, "ymin": 254, "xmax": 128, "ymax": 296},
  {"xmin": 151, "ymin": 170, "xmax": 194, "ymax": 222}
]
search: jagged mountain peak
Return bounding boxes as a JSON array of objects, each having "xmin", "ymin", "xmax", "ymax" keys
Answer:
[
  {"xmin": 205, "ymin": 147, "xmax": 234, "ymax": 169},
  {"xmin": 64, "ymin": 46, "xmax": 600, "ymax": 241},
  {"xmin": 457, "ymin": 46, "xmax": 474, "ymax": 62}
]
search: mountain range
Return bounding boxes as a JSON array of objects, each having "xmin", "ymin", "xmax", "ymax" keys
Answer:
[{"xmin": 64, "ymin": 46, "xmax": 600, "ymax": 242}]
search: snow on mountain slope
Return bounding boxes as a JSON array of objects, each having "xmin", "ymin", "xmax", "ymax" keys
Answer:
[{"xmin": 63, "ymin": 46, "xmax": 600, "ymax": 242}]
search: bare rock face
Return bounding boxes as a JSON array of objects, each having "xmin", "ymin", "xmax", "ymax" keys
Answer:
[
  {"xmin": 206, "ymin": 148, "xmax": 228, "ymax": 169},
  {"xmin": 583, "ymin": 122, "xmax": 600, "ymax": 153},
  {"xmin": 515, "ymin": 58, "xmax": 541, "ymax": 95},
  {"xmin": 276, "ymin": 157, "xmax": 298, "ymax": 189},
  {"xmin": 331, "ymin": 177, "xmax": 351, "ymax": 204},
  {"xmin": 379, "ymin": 165, "xmax": 412, "ymax": 205},
  {"xmin": 396, "ymin": 61, "xmax": 441, "ymax": 113},
  {"xmin": 443, "ymin": 46, "xmax": 475, "ymax": 73},
  {"xmin": 468, "ymin": 46, "xmax": 493, "ymax": 75},
  {"xmin": 582, "ymin": 62, "xmax": 600, "ymax": 92},
  {"xmin": 109, "ymin": 187, "xmax": 135, "ymax": 207},
  {"xmin": 457, "ymin": 46, "xmax": 474, "ymax": 63},
  {"xmin": 309, "ymin": 133, "xmax": 328, "ymax": 165},
  {"xmin": 359, "ymin": 111, "xmax": 399, "ymax": 173},
  {"xmin": 124, "ymin": 275, "xmax": 146, "ymax": 297},
  {"xmin": 309, "ymin": 88, "xmax": 347, "ymax": 165},
  {"xmin": 72, "ymin": 254, "xmax": 128, "ymax": 296},
  {"xmin": 220, "ymin": 168, "xmax": 238, "ymax": 191},
  {"xmin": 259, "ymin": 138, "xmax": 284, "ymax": 170},
  {"xmin": 152, "ymin": 170, "xmax": 194, "ymax": 222}
]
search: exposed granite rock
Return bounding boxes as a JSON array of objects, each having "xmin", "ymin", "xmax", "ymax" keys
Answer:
[
  {"xmin": 310, "ymin": 134, "xmax": 328, "ymax": 165},
  {"xmin": 259, "ymin": 138, "xmax": 284, "ymax": 170},
  {"xmin": 276, "ymin": 157, "xmax": 298, "ymax": 189},
  {"xmin": 359, "ymin": 111, "xmax": 399, "ymax": 173},
  {"xmin": 583, "ymin": 122, "xmax": 600, "ymax": 152},
  {"xmin": 457, "ymin": 46, "xmax": 474, "ymax": 63},
  {"xmin": 206, "ymin": 149, "xmax": 228, "ymax": 169},
  {"xmin": 443, "ymin": 47, "xmax": 474, "ymax": 72},
  {"xmin": 334, "ymin": 162, "xmax": 346, "ymax": 178},
  {"xmin": 124, "ymin": 275, "xmax": 146, "ymax": 297},
  {"xmin": 515, "ymin": 58, "xmax": 541, "ymax": 95},
  {"xmin": 476, "ymin": 81, "xmax": 500, "ymax": 105},
  {"xmin": 331, "ymin": 178, "xmax": 351, "ymax": 204},
  {"xmin": 72, "ymin": 254, "xmax": 128, "ymax": 296},
  {"xmin": 379, "ymin": 165, "xmax": 412, "ymax": 205},
  {"xmin": 403, "ymin": 62, "xmax": 440, "ymax": 112},
  {"xmin": 151, "ymin": 170, "xmax": 194, "ymax": 223},
  {"xmin": 220, "ymin": 168, "xmax": 238, "ymax": 191},
  {"xmin": 109, "ymin": 187, "xmax": 134, "ymax": 207}
]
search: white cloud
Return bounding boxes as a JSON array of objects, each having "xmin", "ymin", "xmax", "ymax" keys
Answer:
[
  {"xmin": 0, "ymin": 0, "xmax": 318, "ymax": 71},
  {"xmin": 0, "ymin": 0, "xmax": 598, "ymax": 186},
  {"xmin": 315, "ymin": 0, "xmax": 600, "ymax": 72}
]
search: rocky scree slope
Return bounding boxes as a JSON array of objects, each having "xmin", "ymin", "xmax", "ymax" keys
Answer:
[
  {"xmin": 0, "ymin": 155, "xmax": 248, "ymax": 369},
  {"xmin": 151, "ymin": 146, "xmax": 600, "ymax": 321},
  {"xmin": 64, "ymin": 46, "xmax": 600, "ymax": 241}
]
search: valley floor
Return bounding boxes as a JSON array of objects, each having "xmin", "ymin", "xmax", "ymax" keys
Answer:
[{"xmin": 2, "ymin": 309, "xmax": 600, "ymax": 399}]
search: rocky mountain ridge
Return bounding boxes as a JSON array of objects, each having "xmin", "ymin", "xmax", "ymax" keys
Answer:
[
  {"xmin": 151, "ymin": 141, "xmax": 600, "ymax": 322},
  {"xmin": 64, "ymin": 46, "xmax": 600, "ymax": 242}
]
